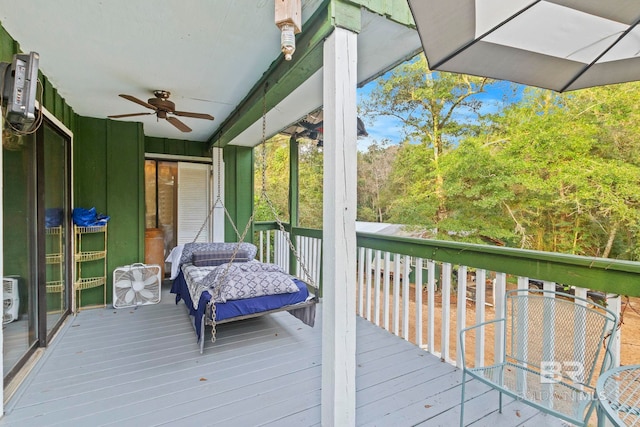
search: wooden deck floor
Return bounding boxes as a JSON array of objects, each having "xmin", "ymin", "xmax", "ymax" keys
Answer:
[{"xmin": 0, "ymin": 283, "xmax": 566, "ymax": 427}]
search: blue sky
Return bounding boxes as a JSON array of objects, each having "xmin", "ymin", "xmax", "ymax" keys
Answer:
[{"xmin": 356, "ymin": 74, "xmax": 524, "ymax": 152}]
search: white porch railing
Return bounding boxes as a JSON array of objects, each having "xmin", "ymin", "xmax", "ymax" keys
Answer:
[
  {"xmin": 255, "ymin": 225, "xmax": 629, "ymax": 370},
  {"xmin": 355, "ymin": 249, "xmax": 622, "ymax": 370},
  {"xmin": 255, "ymin": 227, "xmax": 322, "ymax": 287}
]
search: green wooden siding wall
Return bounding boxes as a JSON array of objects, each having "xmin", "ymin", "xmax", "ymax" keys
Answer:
[
  {"xmin": 2, "ymin": 22, "xmax": 216, "ymax": 308},
  {"xmin": 0, "ymin": 24, "xmax": 75, "ymax": 131},
  {"xmin": 2, "ymin": 23, "xmax": 77, "ymax": 309},
  {"xmin": 145, "ymin": 136, "xmax": 209, "ymax": 157},
  {"xmin": 74, "ymin": 117, "xmax": 145, "ymax": 306},
  {"xmin": 3, "ymin": 20, "xmax": 257, "ymax": 305},
  {"xmin": 223, "ymin": 146, "xmax": 254, "ymax": 242}
]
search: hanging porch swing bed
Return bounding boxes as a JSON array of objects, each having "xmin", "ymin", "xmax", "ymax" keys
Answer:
[
  {"xmin": 168, "ymin": 242, "xmax": 317, "ymax": 354},
  {"xmin": 169, "ymin": 86, "xmax": 318, "ymax": 354}
]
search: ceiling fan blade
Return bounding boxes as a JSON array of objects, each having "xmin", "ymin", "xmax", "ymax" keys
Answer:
[
  {"xmin": 173, "ymin": 111, "xmax": 214, "ymax": 120},
  {"xmin": 108, "ymin": 112, "xmax": 154, "ymax": 119},
  {"xmin": 166, "ymin": 116, "xmax": 192, "ymax": 132},
  {"xmin": 119, "ymin": 94, "xmax": 157, "ymax": 111}
]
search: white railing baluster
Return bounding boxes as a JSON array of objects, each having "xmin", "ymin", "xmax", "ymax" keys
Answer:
[
  {"xmin": 515, "ymin": 276, "xmax": 529, "ymax": 395},
  {"xmin": 314, "ymin": 238, "xmax": 320, "ymax": 284},
  {"xmin": 606, "ymin": 294, "xmax": 622, "ymax": 368},
  {"xmin": 543, "ymin": 280, "xmax": 555, "ymax": 292},
  {"xmin": 366, "ymin": 248, "xmax": 373, "ymax": 321},
  {"xmin": 278, "ymin": 231, "xmax": 282, "ymax": 265},
  {"xmin": 374, "ymin": 250, "xmax": 381, "ymax": 326},
  {"xmin": 358, "ymin": 247, "xmax": 365, "ymax": 316},
  {"xmin": 314, "ymin": 238, "xmax": 318, "ymax": 285},
  {"xmin": 441, "ymin": 262, "xmax": 452, "ymax": 362},
  {"xmin": 282, "ymin": 231, "xmax": 287, "ymax": 270},
  {"xmin": 296, "ymin": 235, "xmax": 302, "ymax": 277},
  {"xmin": 456, "ymin": 265, "xmax": 467, "ymax": 368},
  {"xmin": 383, "ymin": 252, "xmax": 390, "ymax": 331},
  {"xmin": 427, "ymin": 260, "xmax": 435, "ymax": 353},
  {"xmin": 302, "ymin": 236, "xmax": 307, "ymax": 279},
  {"xmin": 274, "ymin": 230, "xmax": 279, "ymax": 265},
  {"xmin": 402, "ymin": 255, "xmax": 411, "ymax": 341},
  {"xmin": 393, "ymin": 255, "xmax": 401, "ymax": 336},
  {"xmin": 494, "ymin": 272, "xmax": 506, "ymax": 367},
  {"xmin": 475, "ymin": 269, "xmax": 486, "ymax": 367},
  {"xmin": 266, "ymin": 230, "xmax": 271, "ymax": 264},
  {"xmin": 416, "ymin": 258, "xmax": 423, "ymax": 348}
]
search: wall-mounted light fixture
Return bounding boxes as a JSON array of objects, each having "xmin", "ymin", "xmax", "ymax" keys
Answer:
[{"xmin": 275, "ymin": 0, "xmax": 301, "ymax": 61}]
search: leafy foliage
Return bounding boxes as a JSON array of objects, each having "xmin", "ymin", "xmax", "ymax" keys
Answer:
[{"xmin": 254, "ymin": 58, "xmax": 640, "ymax": 260}]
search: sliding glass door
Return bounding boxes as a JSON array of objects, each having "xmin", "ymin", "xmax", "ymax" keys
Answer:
[
  {"xmin": 2, "ymin": 130, "xmax": 38, "ymax": 378},
  {"xmin": 3, "ymin": 115, "xmax": 72, "ymax": 382},
  {"xmin": 41, "ymin": 122, "xmax": 71, "ymax": 335}
]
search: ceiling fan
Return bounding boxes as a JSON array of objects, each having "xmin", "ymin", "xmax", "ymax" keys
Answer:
[{"xmin": 108, "ymin": 90, "xmax": 214, "ymax": 132}]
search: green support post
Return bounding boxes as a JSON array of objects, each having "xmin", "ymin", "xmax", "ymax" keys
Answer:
[{"xmin": 288, "ymin": 135, "xmax": 299, "ymax": 275}]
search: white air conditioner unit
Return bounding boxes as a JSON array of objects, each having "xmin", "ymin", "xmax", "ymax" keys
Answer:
[
  {"xmin": 3, "ymin": 277, "xmax": 19, "ymax": 324},
  {"xmin": 113, "ymin": 264, "xmax": 161, "ymax": 309}
]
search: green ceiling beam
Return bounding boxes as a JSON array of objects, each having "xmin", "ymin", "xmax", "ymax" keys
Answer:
[
  {"xmin": 330, "ymin": 0, "xmax": 361, "ymax": 33},
  {"xmin": 207, "ymin": 0, "xmax": 415, "ymax": 149},
  {"xmin": 345, "ymin": 0, "xmax": 415, "ymax": 28},
  {"xmin": 208, "ymin": 3, "xmax": 334, "ymax": 149}
]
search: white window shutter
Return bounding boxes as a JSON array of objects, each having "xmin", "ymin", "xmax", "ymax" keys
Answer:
[{"xmin": 177, "ymin": 162, "xmax": 211, "ymax": 244}]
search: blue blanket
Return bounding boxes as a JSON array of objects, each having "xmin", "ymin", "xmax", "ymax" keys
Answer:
[{"xmin": 170, "ymin": 270, "xmax": 310, "ymax": 341}]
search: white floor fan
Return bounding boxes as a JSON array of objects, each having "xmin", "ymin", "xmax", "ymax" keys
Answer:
[{"xmin": 113, "ymin": 263, "xmax": 161, "ymax": 309}]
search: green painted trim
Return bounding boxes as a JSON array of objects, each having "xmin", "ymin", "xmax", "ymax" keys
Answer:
[
  {"xmin": 144, "ymin": 136, "xmax": 209, "ymax": 157},
  {"xmin": 224, "ymin": 146, "xmax": 254, "ymax": 242},
  {"xmin": 0, "ymin": 24, "xmax": 18, "ymax": 61},
  {"xmin": 208, "ymin": 5, "xmax": 334, "ymax": 148},
  {"xmin": 254, "ymin": 221, "xmax": 278, "ymax": 232},
  {"xmin": 330, "ymin": 0, "xmax": 361, "ymax": 32},
  {"xmin": 356, "ymin": 232, "xmax": 640, "ymax": 297},
  {"xmin": 254, "ymin": 222, "xmax": 323, "ymax": 239},
  {"xmin": 344, "ymin": 0, "xmax": 415, "ymax": 28},
  {"xmin": 265, "ymin": 224, "xmax": 640, "ymax": 296},
  {"xmin": 293, "ymin": 226, "xmax": 322, "ymax": 240},
  {"xmin": 137, "ymin": 124, "xmax": 146, "ymax": 262},
  {"xmin": 288, "ymin": 137, "xmax": 299, "ymax": 274},
  {"xmin": 223, "ymin": 146, "xmax": 237, "ymax": 241}
]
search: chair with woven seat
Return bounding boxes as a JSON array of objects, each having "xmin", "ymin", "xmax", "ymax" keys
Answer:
[
  {"xmin": 596, "ymin": 364, "xmax": 640, "ymax": 426},
  {"xmin": 459, "ymin": 288, "xmax": 618, "ymax": 426}
]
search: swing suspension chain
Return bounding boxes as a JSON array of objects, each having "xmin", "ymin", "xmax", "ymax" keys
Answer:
[
  {"xmin": 203, "ymin": 86, "xmax": 318, "ymax": 342},
  {"xmin": 193, "ymin": 147, "xmax": 242, "ymax": 243},
  {"xmin": 257, "ymin": 86, "xmax": 315, "ymax": 288},
  {"xmin": 210, "ymin": 303, "xmax": 217, "ymax": 343}
]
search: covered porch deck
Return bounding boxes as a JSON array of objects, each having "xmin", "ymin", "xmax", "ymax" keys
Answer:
[{"xmin": 0, "ymin": 284, "xmax": 564, "ymax": 426}]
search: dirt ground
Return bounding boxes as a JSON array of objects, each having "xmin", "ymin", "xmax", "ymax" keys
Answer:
[{"xmin": 359, "ymin": 279, "xmax": 640, "ymax": 367}]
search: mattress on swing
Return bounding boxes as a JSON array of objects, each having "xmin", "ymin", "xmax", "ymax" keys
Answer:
[
  {"xmin": 170, "ymin": 264, "xmax": 315, "ymax": 341},
  {"xmin": 165, "ymin": 242, "xmax": 259, "ymax": 281}
]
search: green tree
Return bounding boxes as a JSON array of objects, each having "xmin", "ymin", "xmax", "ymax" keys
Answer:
[
  {"xmin": 298, "ymin": 139, "xmax": 323, "ymax": 228},
  {"xmin": 360, "ymin": 54, "xmax": 491, "ymax": 225},
  {"xmin": 254, "ymin": 135, "xmax": 324, "ymax": 229},
  {"xmin": 357, "ymin": 141, "xmax": 397, "ymax": 222},
  {"xmin": 254, "ymin": 135, "xmax": 290, "ymax": 223},
  {"xmin": 477, "ymin": 86, "xmax": 640, "ymax": 259}
]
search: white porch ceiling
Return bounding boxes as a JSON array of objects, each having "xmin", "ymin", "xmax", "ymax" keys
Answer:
[{"xmin": 0, "ymin": 1, "xmax": 420, "ymax": 146}]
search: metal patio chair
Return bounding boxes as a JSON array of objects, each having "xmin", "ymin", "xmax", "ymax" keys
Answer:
[
  {"xmin": 459, "ymin": 289, "xmax": 618, "ymax": 426},
  {"xmin": 596, "ymin": 364, "xmax": 640, "ymax": 426}
]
